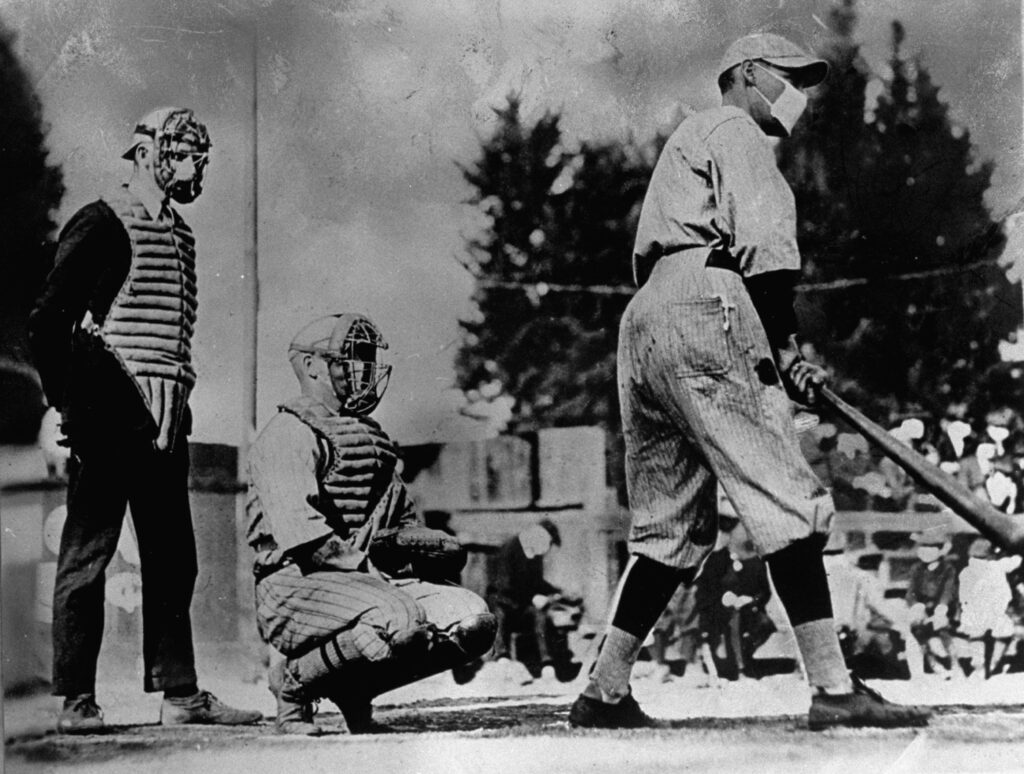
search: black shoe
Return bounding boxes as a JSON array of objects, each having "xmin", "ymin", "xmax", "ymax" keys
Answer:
[
  {"xmin": 452, "ymin": 659, "xmax": 483, "ymax": 685},
  {"xmin": 808, "ymin": 676, "xmax": 931, "ymax": 730},
  {"xmin": 568, "ymin": 692, "xmax": 661, "ymax": 729},
  {"xmin": 57, "ymin": 694, "xmax": 104, "ymax": 734},
  {"xmin": 330, "ymin": 694, "xmax": 390, "ymax": 734}
]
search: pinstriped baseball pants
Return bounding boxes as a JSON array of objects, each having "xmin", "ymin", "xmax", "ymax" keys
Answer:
[
  {"xmin": 618, "ymin": 252, "xmax": 834, "ymax": 570},
  {"xmin": 255, "ymin": 565, "xmax": 489, "ymax": 659}
]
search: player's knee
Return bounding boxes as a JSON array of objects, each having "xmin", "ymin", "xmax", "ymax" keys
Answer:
[
  {"xmin": 381, "ymin": 622, "xmax": 433, "ymax": 662},
  {"xmin": 448, "ymin": 612, "xmax": 498, "ymax": 659},
  {"xmin": 378, "ymin": 591, "xmax": 426, "ymax": 633}
]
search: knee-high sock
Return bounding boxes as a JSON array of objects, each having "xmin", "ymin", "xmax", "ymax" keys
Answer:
[
  {"xmin": 587, "ymin": 555, "xmax": 693, "ymax": 702},
  {"xmin": 290, "ymin": 628, "xmax": 365, "ymax": 687},
  {"xmin": 766, "ymin": 535, "xmax": 851, "ymax": 693}
]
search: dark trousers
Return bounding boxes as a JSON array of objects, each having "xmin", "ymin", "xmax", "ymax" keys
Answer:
[
  {"xmin": 52, "ymin": 432, "xmax": 198, "ymax": 696},
  {"xmin": 490, "ymin": 601, "xmax": 552, "ymax": 664}
]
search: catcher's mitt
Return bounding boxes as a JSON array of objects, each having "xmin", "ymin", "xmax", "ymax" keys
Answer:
[{"xmin": 368, "ymin": 526, "xmax": 467, "ymax": 581}]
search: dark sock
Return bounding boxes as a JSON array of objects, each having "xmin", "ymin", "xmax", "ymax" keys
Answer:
[
  {"xmin": 163, "ymin": 683, "xmax": 199, "ymax": 699},
  {"xmin": 764, "ymin": 533, "xmax": 832, "ymax": 626},
  {"xmin": 611, "ymin": 555, "xmax": 694, "ymax": 638},
  {"xmin": 585, "ymin": 556, "xmax": 694, "ymax": 702}
]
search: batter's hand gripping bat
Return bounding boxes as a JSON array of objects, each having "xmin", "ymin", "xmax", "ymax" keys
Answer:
[{"xmin": 818, "ymin": 386, "xmax": 1024, "ymax": 555}]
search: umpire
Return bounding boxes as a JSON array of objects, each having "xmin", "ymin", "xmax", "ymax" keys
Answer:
[
  {"xmin": 29, "ymin": 108, "xmax": 261, "ymax": 733},
  {"xmin": 569, "ymin": 33, "xmax": 931, "ymax": 730}
]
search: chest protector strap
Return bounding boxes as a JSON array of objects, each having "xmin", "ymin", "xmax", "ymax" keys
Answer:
[{"xmin": 279, "ymin": 396, "xmax": 399, "ymax": 527}]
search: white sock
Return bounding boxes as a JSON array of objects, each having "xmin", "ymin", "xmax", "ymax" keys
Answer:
[
  {"xmin": 587, "ymin": 626, "xmax": 643, "ymax": 703},
  {"xmin": 793, "ymin": 619, "xmax": 853, "ymax": 694}
]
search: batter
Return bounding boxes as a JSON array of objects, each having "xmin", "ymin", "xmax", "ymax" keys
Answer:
[{"xmin": 569, "ymin": 33, "xmax": 930, "ymax": 731}]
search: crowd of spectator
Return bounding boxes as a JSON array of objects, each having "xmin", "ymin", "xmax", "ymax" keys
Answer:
[
  {"xmin": 638, "ymin": 524, "xmax": 1024, "ymax": 684},
  {"xmin": 799, "ymin": 406, "xmax": 1024, "ymax": 516},
  {"xmin": 634, "ymin": 404, "xmax": 1024, "ymax": 684},
  {"xmin": 462, "ymin": 404, "xmax": 1024, "ymax": 686}
]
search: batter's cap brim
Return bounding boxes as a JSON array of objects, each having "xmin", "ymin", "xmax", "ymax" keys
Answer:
[{"xmin": 764, "ymin": 57, "xmax": 829, "ymax": 88}]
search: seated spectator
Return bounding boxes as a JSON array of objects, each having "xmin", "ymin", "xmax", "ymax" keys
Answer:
[
  {"xmin": 647, "ymin": 584, "xmax": 706, "ymax": 683},
  {"xmin": 905, "ymin": 529, "xmax": 962, "ymax": 679},
  {"xmin": 877, "ymin": 419, "xmax": 934, "ymax": 512},
  {"xmin": 482, "ymin": 520, "xmax": 582, "ymax": 682},
  {"xmin": 823, "ymin": 531, "xmax": 923, "ymax": 680},
  {"xmin": 830, "ymin": 432, "xmax": 873, "ymax": 511},
  {"xmin": 956, "ymin": 434, "xmax": 989, "ymax": 501},
  {"xmin": 958, "ymin": 537, "xmax": 1021, "ymax": 679},
  {"xmin": 697, "ymin": 520, "xmax": 774, "ymax": 680},
  {"xmin": 986, "ymin": 456, "xmax": 1020, "ymax": 515}
]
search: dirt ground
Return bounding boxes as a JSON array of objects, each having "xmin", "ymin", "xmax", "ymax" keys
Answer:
[{"xmin": 8, "ymin": 690, "xmax": 1024, "ymax": 774}]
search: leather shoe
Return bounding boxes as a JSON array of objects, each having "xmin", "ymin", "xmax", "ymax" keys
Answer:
[{"xmin": 160, "ymin": 689, "xmax": 262, "ymax": 726}]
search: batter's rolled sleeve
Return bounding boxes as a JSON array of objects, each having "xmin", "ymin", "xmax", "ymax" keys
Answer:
[{"xmin": 248, "ymin": 413, "xmax": 334, "ymax": 555}]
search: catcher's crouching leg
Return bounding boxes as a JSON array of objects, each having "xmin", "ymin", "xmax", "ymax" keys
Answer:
[
  {"xmin": 272, "ymin": 622, "xmax": 433, "ymax": 734},
  {"xmin": 330, "ymin": 612, "xmax": 497, "ymax": 732}
]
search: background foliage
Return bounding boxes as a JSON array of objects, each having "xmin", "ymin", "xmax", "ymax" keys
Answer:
[{"xmin": 456, "ymin": 0, "xmax": 1022, "ymax": 493}]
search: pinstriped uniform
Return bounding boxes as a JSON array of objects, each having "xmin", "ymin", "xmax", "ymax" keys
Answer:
[
  {"xmin": 247, "ymin": 404, "xmax": 488, "ymax": 660},
  {"xmin": 255, "ymin": 565, "xmax": 486, "ymax": 659},
  {"xmin": 621, "ymin": 105, "xmax": 834, "ymax": 570}
]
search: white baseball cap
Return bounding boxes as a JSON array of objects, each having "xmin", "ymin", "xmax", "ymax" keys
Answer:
[{"xmin": 718, "ymin": 33, "xmax": 829, "ymax": 88}]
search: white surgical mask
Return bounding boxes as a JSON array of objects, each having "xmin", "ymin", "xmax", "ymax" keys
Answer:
[{"xmin": 752, "ymin": 62, "xmax": 807, "ymax": 136}]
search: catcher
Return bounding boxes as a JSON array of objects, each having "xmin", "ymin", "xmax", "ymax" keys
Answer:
[{"xmin": 246, "ymin": 313, "xmax": 496, "ymax": 734}]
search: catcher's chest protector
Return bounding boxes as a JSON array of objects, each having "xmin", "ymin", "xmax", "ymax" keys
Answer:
[
  {"xmin": 95, "ymin": 187, "xmax": 198, "ymax": 442},
  {"xmin": 279, "ymin": 397, "xmax": 399, "ymax": 526}
]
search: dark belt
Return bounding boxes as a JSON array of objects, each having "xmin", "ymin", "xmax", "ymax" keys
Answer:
[
  {"xmin": 253, "ymin": 559, "xmax": 293, "ymax": 582},
  {"xmin": 704, "ymin": 248, "xmax": 741, "ymax": 273},
  {"xmin": 659, "ymin": 245, "xmax": 740, "ymax": 274}
]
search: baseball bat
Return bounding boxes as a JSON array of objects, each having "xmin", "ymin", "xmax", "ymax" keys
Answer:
[{"xmin": 818, "ymin": 386, "xmax": 1024, "ymax": 555}]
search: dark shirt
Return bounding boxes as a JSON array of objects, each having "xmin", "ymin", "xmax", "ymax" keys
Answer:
[
  {"xmin": 28, "ymin": 199, "xmax": 157, "ymax": 443},
  {"xmin": 697, "ymin": 548, "xmax": 771, "ymax": 636},
  {"xmin": 905, "ymin": 557, "xmax": 959, "ymax": 619},
  {"xmin": 487, "ymin": 536, "xmax": 559, "ymax": 609}
]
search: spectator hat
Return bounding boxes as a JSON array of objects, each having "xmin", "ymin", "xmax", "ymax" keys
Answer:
[
  {"xmin": 912, "ymin": 526, "xmax": 950, "ymax": 547},
  {"xmin": 968, "ymin": 536, "xmax": 992, "ymax": 559},
  {"xmin": 718, "ymin": 33, "xmax": 829, "ymax": 88},
  {"xmin": 537, "ymin": 518, "xmax": 562, "ymax": 547}
]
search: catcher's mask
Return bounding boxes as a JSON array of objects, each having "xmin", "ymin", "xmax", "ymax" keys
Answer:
[
  {"xmin": 291, "ymin": 314, "xmax": 392, "ymax": 416},
  {"xmin": 123, "ymin": 107, "xmax": 211, "ymax": 204}
]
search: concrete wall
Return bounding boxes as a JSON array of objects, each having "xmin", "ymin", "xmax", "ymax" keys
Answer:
[{"xmin": 0, "ymin": 442, "xmax": 252, "ymax": 695}]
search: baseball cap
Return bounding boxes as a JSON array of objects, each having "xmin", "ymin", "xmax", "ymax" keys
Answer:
[
  {"xmin": 537, "ymin": 518, "xmax": 562, "ymax": 547},
  {"xmin": 912, "ymin": 527, "xmax": 950, "ymax": 547},
  {"xmin": 288, "ymin": 313, "xmax": 387, "ymax": 357},
  {"xmin": 121, "ymin": 106, "xmax": 209, "ymax": 160},
  {"xmin": 718, "ymin": 33, "xmax": 829, "ymax": 88}
]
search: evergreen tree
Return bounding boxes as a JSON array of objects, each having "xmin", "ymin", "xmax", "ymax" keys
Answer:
[
  {"xmin": 780, "ymin": 8, "xmax": 1018, "ymax": 422},
  {"xmin": 0, "ymin": 19, "xmax": 65, "ymax": 442},
  {"xmin": 457, "ymin": 3, "xmax": 1020, "ymax": 481},
  {"xmin": 455, "ymin": 97, "xmax": 652, "ymax": 492}
]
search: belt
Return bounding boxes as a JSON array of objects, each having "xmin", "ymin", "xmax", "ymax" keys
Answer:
[
  {"xmin": 659, "ymin": 245, "xmax": 740, "ymax": 274},
  {"xmin": 253, "ymin": 559, "xmax": 293, "ymax": 582},
  {"xmin": 704, "ymin": 248, "xmax": 741, "ymax": 273}
]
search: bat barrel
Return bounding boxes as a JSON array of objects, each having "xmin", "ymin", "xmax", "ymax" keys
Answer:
[{"xmin": 818, "ymin": 387, "xmax": 1024, "ymax": 556}]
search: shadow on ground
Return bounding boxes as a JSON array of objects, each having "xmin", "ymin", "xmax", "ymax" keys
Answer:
[{"xmin": 11, "ymin": 692, "xmax": 1024, "ymax": 769}]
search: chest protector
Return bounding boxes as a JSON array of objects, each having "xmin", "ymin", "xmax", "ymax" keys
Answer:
[
  {"xmin": 92, "ymin": 188, "xmax": 198, "ymax": 444},
  {"xmin": 279, "ymin": 396, "xmax": 399, "ymax": 529}
]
